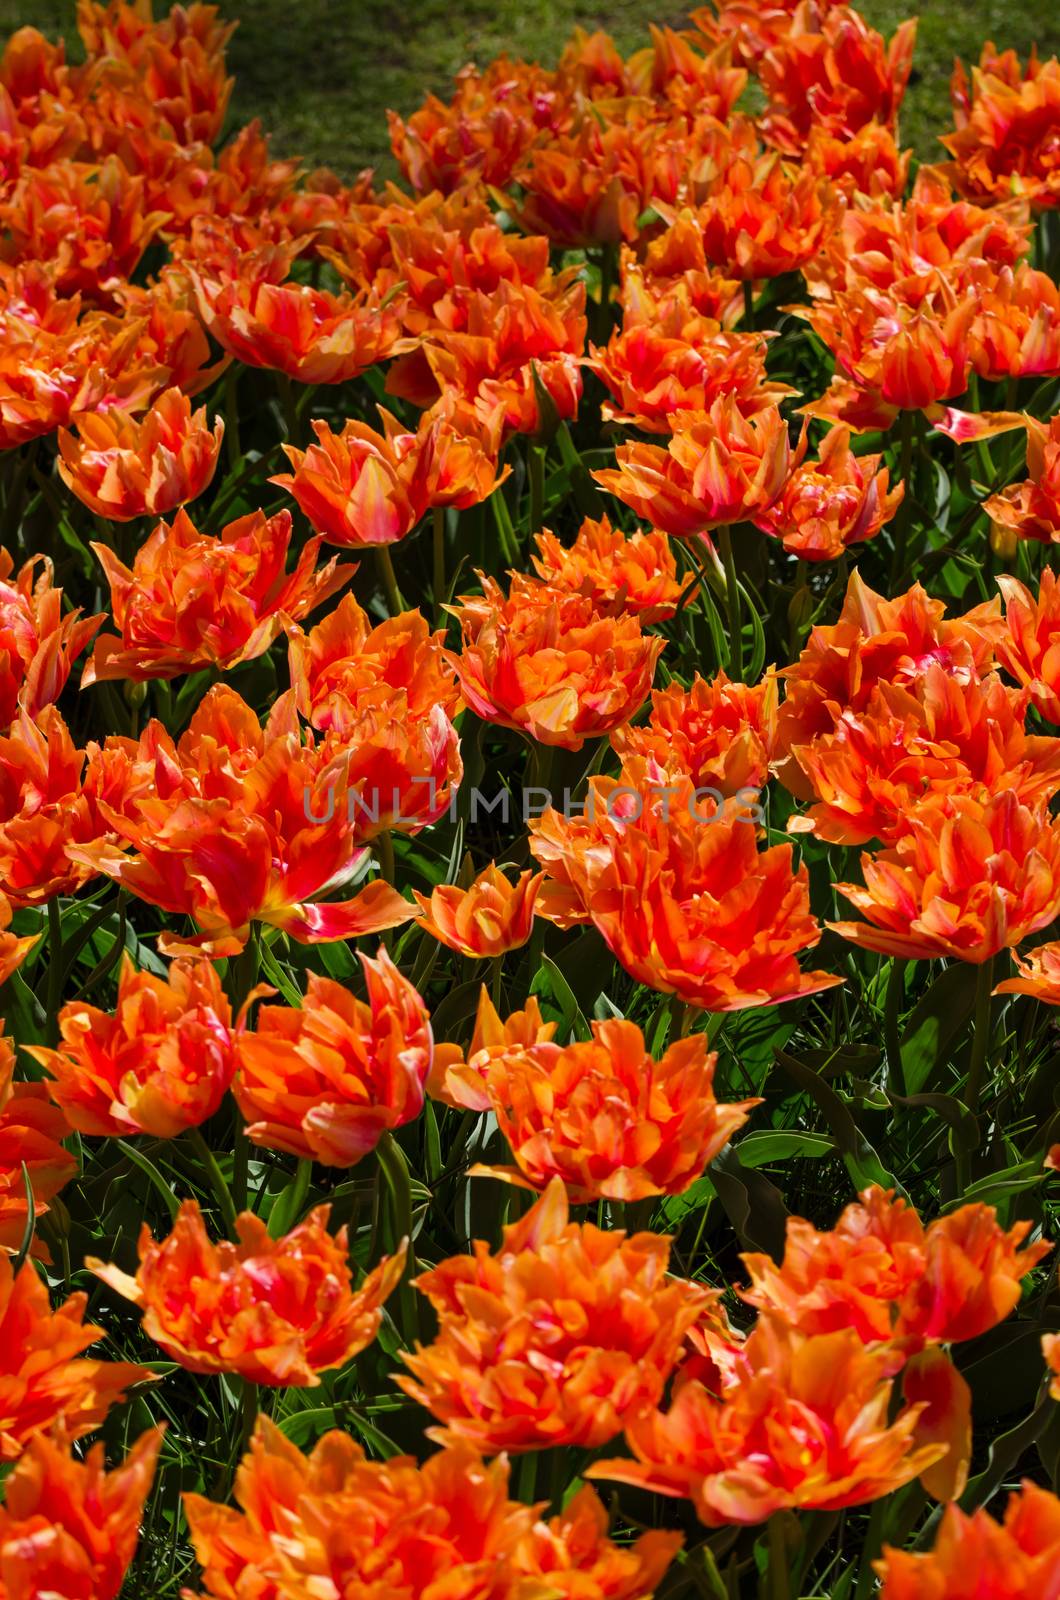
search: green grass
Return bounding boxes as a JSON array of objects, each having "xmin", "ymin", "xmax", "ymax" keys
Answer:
[{"xmin": 2, "ymin": 0, "xmax": 1059, "ymax": 178}]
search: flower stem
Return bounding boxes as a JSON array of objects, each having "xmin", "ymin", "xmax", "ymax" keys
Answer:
[
  {"xmin": 965, "ymin": 955, "xmax": 995, "ymax": 1114},
  {"xmin": 186, "ymin": 1126, "xmax": 239, "ymax": 1236},
  {"xmin": 375, "ymin": 545, "xmax": 405, "ymax": 615},
  {"xmin": 889, "ymin": 409, "xmax": 915, "ymax": 585},
  {"xmin": 528, "ymin": 442, "xmax": 545, "ymax": 534},
  {"xmin": 432, "ymin": 505, "xmax": 446, "ymax": 613},
  {"xmin": 742, "ymin": 279, "xmax": 755, "ymax": 332},
  {"xmin": 718, "ymin": 525, "xmax": 743, "ymax": 679},
  {"xmin": 884, "ymin": 958, "xmax": 906, "ymax": 1098},
  {"xmin": 44, "ymin": 897, "xmax": 64, "ymax": 1047}
]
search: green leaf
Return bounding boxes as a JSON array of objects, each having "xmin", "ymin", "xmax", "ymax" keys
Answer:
[
  {"xmin": 773, "ymin": 1048, "xmax": 903, "ymax": 1196},
  {"xmin": 735, "ymin": 1130, "xmax": 835, "ymax": 1168},
  {"xmin": 709, "ymin": 1141, "xmax": 789, "ymax": 1259},
  {"xmin": 900, "ymin": 963, "xmax": 979, "ymax": 1093},
  {"xmin": 529, "ymin": 955, "xmax": 592, "ymax": 1041}
]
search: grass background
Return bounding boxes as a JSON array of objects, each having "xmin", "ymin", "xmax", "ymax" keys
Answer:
[{"xmin": 4, "ymin": 0, "xmax": 1060, "ymax": 181}]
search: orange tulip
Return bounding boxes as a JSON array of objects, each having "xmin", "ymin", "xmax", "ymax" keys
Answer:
[
  {"xmin": 83, "ymin": 508, "xmax": 351, "ymax": 683},
  {"xmin": 58, "ymin": 386, "xmax": 223, "ymax": 522},
  {"xmin": 398, "ymin": 1177, "xmax": 712, "ymax": 1453},
  {"xmin": 27, "ymin": 954, "xmax": 238, "ymax": 1140},
  {"xmin": 969, "ymin": 263, "xmax": 1060, "ymax": 382},
  {"xmin": 692, "ymin": 0, "xmax": 847, "ymax": 68},
  {"xmin": 678, "ymin": 149, "xmax": 835, "ymax": 279},
  {"xmin": 90, "ymin": 1201, "xmax": 405, "ymax": 1386},
  {"xmin": 0, "ymin": 1428, "xmax": 162, "ymax": 1600},
  {"xmin": 0, "ymin": 1253, "xmax": 149, "ymax": 1460},
  {"xmin": 621, "ymin": 212, "xmax": 744, "ymax": 331},
  {"xmin": 273, "ymin": 410, "xmax": 428, "ymax": 549},
  {"xmin": 588, "ymin": 317, "xmax": 789, "ymax": 433},
  {"xmin": 804, "ymin": 121, "xmax": 912, "ymax": 201},
  {"xmin": 877, "ymin": 1480, "xmax": 1060, "ymax": 1597},
  {"xmin": 758, "ymin": 6, "xmax": 917, "ymax": 153},
  {"xmin": 68, "ymin": 686, "xmax": 414, "ymax": 955},
  {"xmin": 530, "ymin": 770, "xmax": 841, "ymax": 1012},
  {"xmin": 474, "ymin": 1018, "xmax": 758, "ymax": 1202},
  {"xmin": 234, "ymin": 949, "xmax": 430, "ymax": 1166},
  {"xmin": 0, "ymin": 1023, "xmax": 75, "ymax": 1253},
  {"xmin": 427, "ymin": 986, "xmax": 557, "ymax": 1112},
  {"xmin": 943, "ymin": 46, "xmax": 1060, "ymax": 210},
  {"xmin": 741, "ymin": 1187, "xmax": 1049, "ymax": 1349},
  {"xmin": 986, "ymin": 414, "xmax": 1060, "ymax": 544},
  {"xmin": 988, "ymin": 569, "xmax": 1060, "ymax": 723},
  {"xmin": 995, "ymin": 940, "xmax": 1060, "ymax": 1002},
  {"xmin": 755, "ymin": 425, "xmax": 904, "ymax": 561},
  {"xmin": 594, "ymin": 397, "xmax": 797, "ymax": 539},
  {"xmin": 611, "ymin": 670, "xmax": 778, "ymax": 795},
  {"xmin": 78, "ymin": 0, "xmax": 235, "ymax": 143},
  {"xmin": 185, "ymin": 1417, "xmax": 678, "ymax": 1600},
  {"xmin": 0, "ymin": 549, "xmax": 102, "ymax": 726},
  {"xmin": 831, "ymin": 789, "xmax": 1060, "ymax": 962},
  {"xmin": 590, "ymin": 1317, "xmax": 945, "ymax": 1525},
  {"xmin": 190, "ymin": 242, "xmax": 400, "ymax": 384},
  {"xmin": 413, "ymin": 864, "xmax": 542, "ymax": 958},
  {"xmin": 531, "ymin": 515, "xmax": 685, "ymax": 622},
  {"xmin": 508, "ymin": 113, "xmax": 652, "ymax": 250},
  {"xmin": 0, "ymin": 886, "xmax": 39, "ymax": 989},
  {"xmin": 447, "ymin": 572, "xmax": 664, "ymax": 751}
]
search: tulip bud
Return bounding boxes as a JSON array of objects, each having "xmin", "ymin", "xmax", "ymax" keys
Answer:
[
  {"xmin": 989, "ymin": 518, "xmax": 1019, "ymax": 562},
  {"xmin": 124, "ymin": 679, "xmax": 149, "ymax": 708}
]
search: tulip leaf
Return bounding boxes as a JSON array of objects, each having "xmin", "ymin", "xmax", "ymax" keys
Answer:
[
  {"xmin": 899, "ymin": 962, "xmax": 979, "ymax": 1093},
  {"xmin": 709, "ymin": 1141, "xmax": 789, "ymax": 1260},
  {"xmin": 529, "ymin": 955, "xmax": 592, "ymax": 1042},
  {"xmin": 735, "ymin": 1130, "xmax": 835, "ymax": 1168},
  {"xmin": 773, "ymin": 1048, "xmax": 903, "ymax": 1197}
]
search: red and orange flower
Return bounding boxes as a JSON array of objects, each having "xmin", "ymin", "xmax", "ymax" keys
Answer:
[
  {"xmin": 530, "ymin": 515, "xmax": 686, "ymax": 622},
  {"xmin": 413, "ymin": 864, "xmax": 542, "ymax": 958},
  {"xmin": 57, "ymin": 386, "xmax": 223, "ymax": 521}
]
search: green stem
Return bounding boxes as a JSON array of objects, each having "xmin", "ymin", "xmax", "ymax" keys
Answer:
[
  {"xmin": 235, "ymin": 1376, "xmax": 259, "ymax": 1461},
  {"xmin": 742, "ymin": 279, "xmax": 755, "ymax": 332},
  {"xmin": 596, "ymin": 242, "xmax": 618, "ymax": 342},
  {"xmin": 375, "ymin": 1130, "xmax": 418, "ymax": 1336},
  {"xmin": 854, "ymin": 1496, "xmax": 888, "ymax": 1600},
  {"xmin": 965, "ymin": 955, "xmax": 995, "ymax": 1114},
  {"xmin": 432, "ymin": 505, "xmax": 446, "ymax": 613},
  {"xmin": 490, "ymin": 954, "xmax": 503, "ymax": 1011},
  {"xmin": 528, "ymin": 442, "xmax": 545, "ymax": 534},
  {"xmin": 375, "ymin": 544, "xmax": 405, "ymax": 616},
  {"xmin": 492, "ymin": 484, "xmax": 519, "ymax": 567},
  {"xmin": 376, "ymin": 828, "xmax": 395, "ymax": 884},
  {"xmin": 717, "ymin": 525, "xmax": 742, "ymax": 680},
  {"xmin": 889, "ymin": 410, "xmax": 915, "ymax": 585},
  {"xmin": 223, "ymin": 365, "xmax": 241, "ymax": 471},
  {"xmin": 884, "ymin": 958, "xmax": 906, "ymax": 1098},
  {"xmin": 45, "ymin": 897, "xmax": 64, "ymax": 1047},
  {"xmin": 768, "ymin": 1513, "xmax": 791, "ymax": 1600},
  {"xmin": 186, "ymin": 1126, "xmax": 239, "ymax": 1236}
]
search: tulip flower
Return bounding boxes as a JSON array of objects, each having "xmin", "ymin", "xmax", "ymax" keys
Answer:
[
  {"xmin": 234, "ymin": 950, "xmax": 431, "ymax": 1166},
  {"xmin": 831, "ymin": 789, "xmax": 1060, "ymax": 963},
  {"xmin": 594, "ymin": 397, "xmax": 797, "ymax": 539},
  {"xmin": 0, "ymin": 1253, "xmax": 149, "ymax": 1460},
  {"xmin": 755, "ymin": 425, "xmax": 904, "ymax": 561},
  {"xmin": 58, "ymin": 386, "xmax": 224, "ymax": 522},
  {"xmin": 877, "ymin": 1481, "xmax": 1060, "ymax": 1597},
  {"xmin": 0, "ymin": 887, "xmax": 39, "ymax": 990},
  {"xmin": 0, "ymin": 549, "xmax": 102, "ymax": 727},
  {"xmin": 185, "ymin": 1417, "xmax": 679, "ymax": 1600},
  {"xmin": 757, "ymin": 7, "xmax": 917, "ymax": 152},
  {"xmin": 474, "ymin": 1018, "xmax": 759, "ymax": 1202},
  {"xmin": 77, "ymin": 0, "xmax": 235, "ymax": 143},
  {"xmin": 427, "ymin": 986, "xmax": 557, "ymax": 1111},
  {"xmin": 0, "ymin": 1429, "xmax": 162, "ymax": 1600},
  {"xmin": 447, "ymin": 572, "xmax": 664, "ymax": 751},
  {"xmin": 90, "ymin": 1201, "xmax": 406, "ymax": 1386},
  {"xmin": 531, "ymin": 515, "xmax": 686, "ymax": 622},
  {"xmin": 190, "ymin": 242, "xmax": 400, "ymax": 383},
  {"xmin": 621, "ymin": 212, "xmax": 744, "ymax": 330},
  {"xmin": 0, "ymin": 1023, "xmax": 75, "ymax": 1252},
  {"xmin": 588, "ymin": 317, "xmax": 789, "ymax": 433},
  {"xmin": 398, "ymin": 1177, "xmax": 713, "ymax": 1453},
  {"xmin": 530, "ymin": 770, "xmax": 841, "ymax": 1012},
  {"xmin": 994, "ymin": 940, "xmax": 1060, "ymax": 1003},
  {"xmin": 677, "ymin": 150, "xmax": 835, "ymax": 279},
  {"xmin": 611, "ymin": 669, "xmax": 778, "ymax": 795},
  {"xmin": 83, "ymin": 508, "xmax": 352, "ymax": 683},
  {"xmin": 67, "ymin": 687, "xmax": 413, "ymax": 955},
  {"xmin": 741, "ymin": 1186, "xmax": 1050, "ymax": 1349},
  {"xmin": 413, "ymin": 864, "xmax": 542, "ymax": 958},
  {"xmin": 590, "ymin": 1317, "xmax": 946, "ymax": 1525},
  {"xmin": 943, "ymin": 46, "xmax": 1060, "ymax": 210},
  {"xmin": 970, "ymin": 263, "xmax": 1060, "ymax": 381},
  {"xmin": 273, "ymin": 410, "xmax": 429, "ymax": 549},
  {"xmin": 803, "ymin": 121, "xmax": 912, "ymax": 200},
  {"xmin": 988, "ymin": 569, "xmax": 1060, "ymax": 723},
  {"xmin": 986, "ymin": 414, "xmax": 1060, "ymax": 544},
  {"xmin": 27, "ymin": 955, "xmax": 238, "ymax": 1140}
]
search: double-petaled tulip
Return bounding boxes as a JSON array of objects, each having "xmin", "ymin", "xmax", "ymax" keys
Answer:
[
  {"xmin": 78, "ymin": 0, "xmax": 236, "ymax": 143},
  {"xmin": 590, "ymin": 1317, "xmax": 945, "ymax": 1525},
  {"xmin": 273, "ymin": 410, "xmax": 426, "ymax": 549},
  {"xmin": 413, "ymin": 864, "xmax": 542, "ymax": 958},
  {"xmin": 755, "ymin": 425, "xmax": 904, "ymax": 561},
  {"xmin": 0, "ymin": 1024, "xmax": 75, "ymax": 1252},
  {"xmin": 475, "ymin": 1018, "xmax": 758, "ymax": 1202},
  {"xmin": 741, "ymin": 1187, "xmax": 1049, "ymax": 1349},
  {"xmin": 0, "ymin": 1429, "xmax": 162, "ymax": 1600},
  {"xmin": 0, "ymin": 550, "xmax": 101, "ymax": 727},
  {"xmin": 190, "ymin": 242, "xmax": 400, "ymax": 383},
  {"xmin": 83, "ymin": 508, "xmax": 352, "ymax": 683},
  {"xmin": 185, "ymin": 1418, "xmax": 679, "ymax": 1600},
  {"xmin": 986, "ymin": 414, "xmax": 1060, "ymax": 544},
  {"xmin": 943, "ymin": 46, "xmax": 1060, "ymax": 210},
  {"xmin": 877, "ymin": 1481, "xmax": 1060, "ymax": 1597},
  {"xmin": 447, "ymin": 572, "xmax": 664, "ymax": 751},
  {"xmin": 588, "ymin": 318, "xmax": 789, "ymax": 433},
  {"xmin": 679, "ymin": 150, "xmax": 834, "ymax": 279},
  {"xmin": 611, "ymin": 670, "xmax": 778, "ymax": 795},
  {"xmin": 970, "ymin": 264, "xmax": 1060, "ymax": 382},
  {"xmin": 831, "ymin": 789, "xmax": 1060, "ymax": 962},
  {"xmin": 788, "ymin": 667, "xmax": 1060, "ymax": 845},
  {"xmin": 398, "ymin": 1178, "xmax": 712, "ymax": 1453},
  {"xmin": 804, "ymin": 121, "xmax": 912, "ymax": 200},
  {"xmin": 991, "ymin": 570, "xmax": 1060, "ymax": 722},
  {"xmin": 995, "ymin": 940, "xmax": 1060, "ymax": 1003},
  {"xmin": 234, "ymin": 950, "xmax": 431, "ymax": 1166},
  {"xmin": 531, "ymin": 515, "xmax": 685, "ymax": 622},
  {"xmin": 428, "ymin": 986, "xmax": 557, "ymax": 1112},
  {"xmin": 27, "ymin": 955, "xmax": 238, "ymax": 1140},
  {"xmin": 0, "ymin": 1253, "xmax": 149, "ymax": 1460},
  {"xmin": 758, "ymin": 6, "xmax": 917, "ymax": 152},
  {"xmin": 90, "ymin": 1201, "xmax": 405, "ymax": 1386},
  {"xmin": 621, "ymin": 216, "xmax": 744, "ymax": 332},
  {"xmin": 67, "ymin": 687, "xmax": 413, "ymax": 955},
  {"xmin": 58, "ymin": 386, "xmax": 223, "ymax": 521},
  {"xmin": 594, "ymin": 398, "xmax": 796, "ymax": 540},
  {"xmin": 530, "ymin": 771, "xmax": 840, "ymax": 1012}
]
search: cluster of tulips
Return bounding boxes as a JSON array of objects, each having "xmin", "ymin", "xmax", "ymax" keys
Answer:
[{"xmin": 4, "ymin": 0, "xmax": 1060, "ymax": 1596}]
